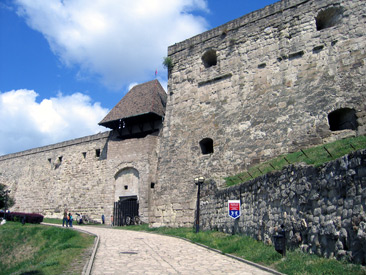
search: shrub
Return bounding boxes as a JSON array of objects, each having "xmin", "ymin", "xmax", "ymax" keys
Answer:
[
  {"xmin": 162, "ymin": 57, "xmax": 172, "ymax": 70},
  {"xmin": 5, "ymin": 212, "xmax": 44, "ymax": 224}
]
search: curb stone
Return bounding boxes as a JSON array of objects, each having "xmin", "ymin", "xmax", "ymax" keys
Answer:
[
  {"xmin": 41, "ymin": 223, "xmax": 99, "ymax": 275},
  {"xmin": 77, "ymin": 228, "xmax": 99, "ymax": 275},
  {"xmin": 176, "ymin": 236, "xmax": 284, "ymax": 275}
]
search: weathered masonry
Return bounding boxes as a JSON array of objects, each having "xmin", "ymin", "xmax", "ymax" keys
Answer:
[
  {"xmin": 0, "ymin": 80, "xmax": 166, "ymax": 224},
  {"xmin": 150, "ymin": 0, "xmax": 366, "ymax": 227},
  {"xmin": 199, "ymin": 150, "xmax": 366, "ymax": 264},
  {"xmin": 0, "ymin": 0, "xmax": 366, "ymax": 232}
]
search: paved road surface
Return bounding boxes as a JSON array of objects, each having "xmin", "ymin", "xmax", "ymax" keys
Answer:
[
  {"xmin": 79, "ymin": 226, "xmax": 273, "ymax": 275},
  {"xmin": 42, "ymin": 223, "xmax": 275, "ymax": 274}
]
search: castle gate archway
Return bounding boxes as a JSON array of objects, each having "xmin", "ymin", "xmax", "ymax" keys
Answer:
[
  {"xmin": 113, "ymin": 167, "xmax": 139, "ymax": 225},
  {"xmin": 114, "ymin": 167, "xmax": 139, "ymax": 201}
]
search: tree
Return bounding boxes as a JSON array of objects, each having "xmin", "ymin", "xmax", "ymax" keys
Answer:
[{"xmin": 0, "ymin": 183, "xmax": 15, "ymax": 210}]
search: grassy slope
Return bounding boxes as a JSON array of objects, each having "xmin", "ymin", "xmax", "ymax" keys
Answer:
[
  {"xmin": 0, "ymin": 221, "xmax": 94, "ymax": 275},
  {"xmin": 225, "ymin": 135, "xmax": 366, "ymax": 186}
]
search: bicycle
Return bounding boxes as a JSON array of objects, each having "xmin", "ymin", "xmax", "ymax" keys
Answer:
[
  {"xmin": 125, "ymin": 215, "xmax": 141, "ymax": 226},
  {"xmin": 75, "ymin": 213, "xmax": 89, "ymax": 225}
]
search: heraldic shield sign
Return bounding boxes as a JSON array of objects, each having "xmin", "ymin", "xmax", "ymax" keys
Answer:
[{"xmin": 228, "ymin": 200, "xmax": 241, "ymax": 219}]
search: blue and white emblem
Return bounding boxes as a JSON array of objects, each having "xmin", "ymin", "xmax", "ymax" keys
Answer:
[{"xmin": 228, "ymin": 200, "xmax": 241, "ymax": 219}]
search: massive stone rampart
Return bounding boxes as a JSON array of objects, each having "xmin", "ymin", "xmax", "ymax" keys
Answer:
[
  {"xmin": 151, "ymin": 0, "xmax": 366, "ymax": 227},
  {"xmin": 0, "ymin": 131, "xmax": 159, "ymax": 223},
  {"xmin": 200, "ymin": 149, "xmax": 366, "ymax": 264},
  {"xmin": 0, "ymin": 132, "xmax": 111, "ymax": 219},
  {"xmin": 1, "ymin": 0, "xmax": 366, "ymax": 236}
]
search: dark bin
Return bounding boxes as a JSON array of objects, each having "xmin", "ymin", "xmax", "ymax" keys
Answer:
[{"xmin": 273, "ymin": 230, "xmax": 286, "ymax": 256}]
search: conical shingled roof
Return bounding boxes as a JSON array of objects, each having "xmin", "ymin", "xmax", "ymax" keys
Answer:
[{"xmin": 99, "ymin": 79, "xmax": 167, "ymax": 129}]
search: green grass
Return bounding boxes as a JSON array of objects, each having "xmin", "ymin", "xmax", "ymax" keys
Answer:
[
  {"xmin": 0, "ymin": 221, "xmax": 95, "ymax": 275},
  {"xmin": 43, "ymin": 217, "xmax": 63, "ymax": 224},
  {"xmin": 123, "ymin": 225, "xmax": 366, "ymax": 274},
  {"xmin": 276, "ymin": 250, "xmax": 365, "ymax": 275},
  {"xmin": 225, "ymin": 135, "xmax": 366, "ymax": 186},
  {"xmin": 43, "ymin": 217, "xmax": 104, "ymax": 227}
]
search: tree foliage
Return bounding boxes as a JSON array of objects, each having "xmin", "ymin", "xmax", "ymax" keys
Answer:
[
  {"xmin": 163, "ymin": 57, "xmax": 173, "ymax": 70},
  {"xmin": 0, "ymin": 183, "xmax": 15, "ymax": 210}
]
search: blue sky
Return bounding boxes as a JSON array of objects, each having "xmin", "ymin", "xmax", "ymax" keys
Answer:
[{"xmin": 0, "ymin": 0, "xmax": 277, "ymax": 155}]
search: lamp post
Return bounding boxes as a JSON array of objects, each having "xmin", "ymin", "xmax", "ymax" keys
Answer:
[{"xmin": 194, "ymin": 176, "xmax": 205, "ymax": 233}]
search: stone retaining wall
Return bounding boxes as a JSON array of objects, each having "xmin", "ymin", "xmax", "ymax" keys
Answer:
[{"xmin": 200, "ymin": 149, "xmax": 366, "ymax": 264}]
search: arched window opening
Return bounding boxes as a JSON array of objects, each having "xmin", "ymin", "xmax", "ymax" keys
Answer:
[
  {"xmin": 328, "ymin": 108, "xmax": 358, "ymax": 131},
  {"xmin": 316, "ymin": 7, "xmax": 343, "ymax": 31},
  {"xmin": 202, "ymin": 50, "xmax": 217, "ymax": 68},
  {"xmin": 199, "ymin": 138, "xmax": 214, "ymax": 154}
]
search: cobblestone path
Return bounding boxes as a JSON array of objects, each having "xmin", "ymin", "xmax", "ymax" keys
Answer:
[{"xmin": 79, "ymin": 226, "xmax": 273, "ymax": 275}]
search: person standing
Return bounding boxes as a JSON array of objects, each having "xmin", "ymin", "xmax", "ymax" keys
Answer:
[
  {"xmin": 69, "ymin": 213, "xmax": 73, "ymax": 227},
  {"xmin": 102, "ymin": 214, "xmax": 105, "ymax": 224},
  {"xmin": 62, "ymin": 209, "xmax": 68, "ymax": 227}
]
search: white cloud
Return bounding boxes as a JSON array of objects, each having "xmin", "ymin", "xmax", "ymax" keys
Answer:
[
  {"xmin": 128, "ymin": 82, "xmax": 139, "ymax": 91},
  {"xmin": 14, "ymin": 0, "xmax": 208, "ymax": 90},
  {"xmin": 0, "ymin": 89, "xmax": 109, "ymax": 155}
]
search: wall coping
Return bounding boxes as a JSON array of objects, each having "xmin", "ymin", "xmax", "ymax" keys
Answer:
[
  {"xmin": 0, "ymin": 131, "xmax": 111, "ymax": 161},
  {"xmin": 168, "ymin": 0, "xmax": 309, "ymax": 55}
]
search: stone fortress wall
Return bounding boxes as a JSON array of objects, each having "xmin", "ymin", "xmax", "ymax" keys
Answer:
[
  {"xmin": 0, "ymin": 0, "xmax": 366, "ymax": 239},
  {"xmin": 0, "ymin": 132, "xmax": 111, "ymax": 220},
  {"xmin": 200, "ymin": 149, "xmax": 366, "ymax": 264},
  {"xmin": 0, "ymin": 131, "xmax": 159, "ymax": 224},
  {"xmin": 150, "ymin": 0, "xmax": 366, "ymax": 227}
]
